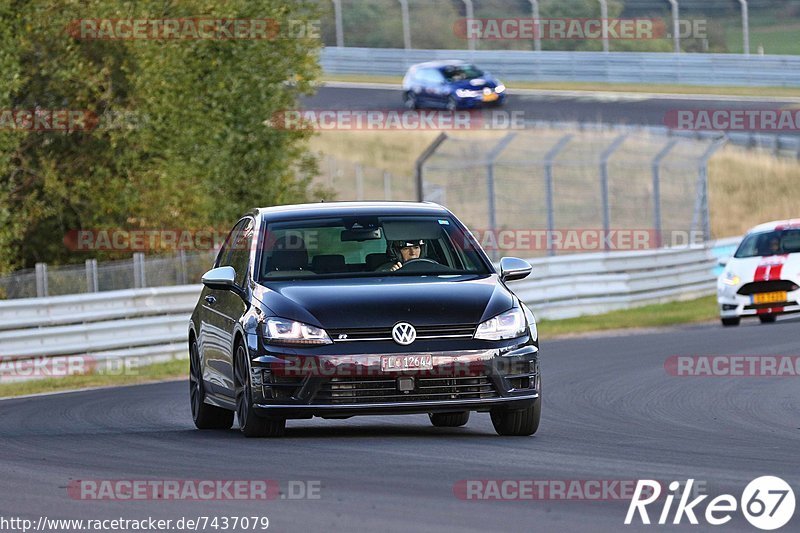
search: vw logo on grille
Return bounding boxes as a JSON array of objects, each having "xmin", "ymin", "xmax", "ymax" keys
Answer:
[{"xmin": 392, "ymin": 322, "xmax": 416, "ymax": 345}]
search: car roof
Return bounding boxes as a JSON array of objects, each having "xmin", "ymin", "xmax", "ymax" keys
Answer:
[
  {"xmin": 747, "ymin": 218, "xmax": 800, "ymax": 234},
  {"xmin": 253, "ymin": 201, "xmax": 451, "ymax": 222},
  {"xmin": 408, "ymin": 60, "xmax": 470, "ymax": 71}
]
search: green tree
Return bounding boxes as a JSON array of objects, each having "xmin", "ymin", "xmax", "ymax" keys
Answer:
[{"xmin": 0, "ymin": 0, "xmax": 322, "ymax": 273}]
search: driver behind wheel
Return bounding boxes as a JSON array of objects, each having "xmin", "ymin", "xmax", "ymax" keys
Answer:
[{"xmin": 380, "ymin": 239, "xmax": 425, "ymax": 271}]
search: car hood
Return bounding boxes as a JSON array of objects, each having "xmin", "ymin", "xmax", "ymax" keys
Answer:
[
  {"xmin": 726, "ymin": 253, "xmax": 800, "ymax": 283},
  {"xmin": 253, "ymin": 274, "xmax": 513, "ymax": 329},
  {"xmin": 448, "ymin": 76, "xmax": 499, "ymax": 90}
]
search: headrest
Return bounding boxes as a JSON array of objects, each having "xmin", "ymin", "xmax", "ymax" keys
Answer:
[{"xmin": 311, "ymin": 254, "xmax": 346, "ymax": 273}]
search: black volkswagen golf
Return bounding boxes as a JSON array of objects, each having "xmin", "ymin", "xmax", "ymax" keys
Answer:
[{"xmin": 188, "ymin": 202, "xmax": 541, "ymax": 437}]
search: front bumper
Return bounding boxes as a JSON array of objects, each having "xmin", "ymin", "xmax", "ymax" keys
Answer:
[
  {"xmin": 455, "ymin": 92, "xmax": 506, "ymax": 108},
  {"xmin": 718, "ymin": 286, "xmax": 800, "ymax": 317},
  {"xmin": 249, "ymin": 344, "xmax": 539, "ymax": 419}
]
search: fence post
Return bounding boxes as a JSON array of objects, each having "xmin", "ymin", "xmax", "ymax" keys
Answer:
[
  {"xmin": 383, "ymin": 171, "xmax": 392, "ymax": 200},
  {"xmin": 331, "ymin": 0, "xmax": 344, "ymax": 47},
  {"xmin": 85, "ymin": 259, "xmax": 98, "ymax": 292},
  {"xmin": 133, "ymin": 253, "xmax": 146, "ymax": 289},
  {"xmin": 598, "ymin": 0, "xmax": 609, "ymax": 53},
  {"xmin": 528, "ymin": 0, "xmax": 541, "ymax": 52},
  {"xmin": 355, "ymin": 163, "xmax": 364, "ymax": 200},
  {"xmin": 178, "ymin": 250, "xmax": 188, "ymax": 285},
  {"xmin": 599, "ymin": 134, "xmax": 628, "ymax": 249},
  {"xmin": 462, "ymin": 0, "xmax": 475, "ymax": 52},
  {"xmin": 543, "ymin": 134, "xmax": 573, "ymax": 256},
  {"xmin": 415, "ymin": 133, "xmax": 448, "ymax": 202},
  {"xmin": 652, "ymin": 139, "xmax": 679, "ymax": 248},
  {"xmin": 35, "ymin": 262, "xmax": 48, "ymax": 298},
  {"xmin": 399, "ymin": 0, "xmax": 411, "ymax": 50},
  {"xmin": 691, "ymin": 138, "xmax": 727, "ymax": 242},
  {"xmin": 485, "ymin": 133, "xmax": 518, "ymax": 260}
]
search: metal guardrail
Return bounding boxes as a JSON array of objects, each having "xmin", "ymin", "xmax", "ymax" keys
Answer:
[
  {"xmin": 321, "ymin": 47, "xmax": 800, "ymax": 87},
  {"xmin": 508, "ymin": 246, "xmax": 718, "ymax": 320},
  {"xmin": 0, "ymin": 286, "xmax": 200, "ymax": 383},
  {"xmin": 0, "ymin": 246, "xmax": 720, "ymax": 381}
]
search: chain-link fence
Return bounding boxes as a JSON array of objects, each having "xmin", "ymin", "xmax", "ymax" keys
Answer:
[
  {"xmin": 0, "ymin": 251, "xmax": 216, "ymax": 300},
  {"xmin": 317, "ymin": 0, "xmax": 789, "ymax": 55},
  {"xmin": 314, "ymin": 153, "xmax": 416, "ymax": 201},
  {"xmin": 0, "ymin": 126, "xmax": 728, "ymax": 298}
]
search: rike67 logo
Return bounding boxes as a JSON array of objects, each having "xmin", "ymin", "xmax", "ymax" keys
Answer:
[{"xmin": 626, "ymin": 477, "xmax": 795, "ymax": 530}]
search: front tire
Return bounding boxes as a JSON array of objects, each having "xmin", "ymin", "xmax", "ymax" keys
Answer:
[
  {"xmin": 404, "ymin": 91, "xmax": 418, "ymax": 110},
  {"xmin": 491, "ymin": 398, "xmax": 541, "ymax": 436},
  {"xmin": 189, "ymin": 338, "xmax": 234, "ymax": 430},
  {"xmin": 721, "ymin": 317, "xmax": 741, "ymax": 327},
  {"xmin": 446, "ymin": 96, "xmax": 458, "ymax": 111},
  {"xmin": 429, "ymin": 411, "xmax": 470, "ymax": 427},
  {"xmin": 234, "ymin": 343, "xmax": 285, "ymax": 438}
]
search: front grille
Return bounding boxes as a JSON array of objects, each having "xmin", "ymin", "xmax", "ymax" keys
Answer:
[
  {"xmin": 328, "ymin": 324, "xmax": 476, "ymax": 342},
  {"xmin": 313, "ymin": 375, "xmax": 497, "ymax": 404},
  {"xmin": 267, "ymin": 375, "xmax": 304, "ymax": 400},
  {"xmin": 744, "ymin": 302, "xmax": 794, "ymax": 311},
  {"xmin": 738, "ymin": 280, "xmax": 799, "ymax": 295}
]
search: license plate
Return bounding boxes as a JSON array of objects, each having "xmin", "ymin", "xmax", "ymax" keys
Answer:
[
  {"xmin": 381, "ymin": 355, "xmax": 432, "ymax": 372},
  {"xmin": 482, "ymin": 92, "xmax": 499, "ymax": 102},
  {"xmin": 752, "ymin": 291, "xmax": 787, "ymax": 304}
]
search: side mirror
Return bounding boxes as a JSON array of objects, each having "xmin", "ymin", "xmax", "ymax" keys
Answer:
[
  {"xmin": 718, "ymin": 257, "xmax": 730, "ymax": 268},
  {"xmin": 499, "ymin": 257, "xmax": 532, "ymax": 282},
  {"xmin": 201, "ymin": 266, "xmax": 237, "ymax": 291}
]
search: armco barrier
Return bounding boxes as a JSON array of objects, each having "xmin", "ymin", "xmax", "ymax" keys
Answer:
[
  {"xmin": 0, "ymin": 246, "xmax": 719, "ymax": 381},
  {"xmin": 321, "ymin": 47, "xmax": 800, "ymax": 87},
  {"xmin": 507, "ymin": 246, "xmax": 718, "ymax": 320}
]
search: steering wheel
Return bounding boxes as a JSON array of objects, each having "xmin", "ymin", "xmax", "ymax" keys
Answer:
[
  {"xmin": 396, "ymin": 258, "xmax": 439, "ymax": 269},
  {"xmin": 395, "ymin": 258, "xmax": 454, "ymax": 273}
]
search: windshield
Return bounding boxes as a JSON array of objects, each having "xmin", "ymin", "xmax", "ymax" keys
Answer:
[
  {"xmin": 441, "ymin": 64, "xmax": 484, "ymax": 82},
  {"xmin": 734, "ymin": 229, "xmax": 800, "ymax": 258},
  {"xmin": 258, "ymin": 215, "xmax": 490, "ymax": 280}
]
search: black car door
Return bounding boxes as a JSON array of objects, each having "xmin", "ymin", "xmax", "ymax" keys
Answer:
[
  {"xmin": 202, "ymin": 218, "xmax": 252, "ymax": 397},
  {"xmin": 217, "ymin": 217, "xmax": 254, "ymax": 396}
]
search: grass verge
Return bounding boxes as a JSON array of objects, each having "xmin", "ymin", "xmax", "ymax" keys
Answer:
[
  {"xmin": 0, "ymin": 358, "xmax": 188, "ymax": 399},
  {"xmin": 322, "ymin": 74, "xmax": 800, "ymax": 99},
  {"xmin": 539, "ymin": 295, "xmax": 719, "ymax": 339}
]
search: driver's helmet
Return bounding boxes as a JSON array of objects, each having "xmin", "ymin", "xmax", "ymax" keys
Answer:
[{"xmin": 389, "ymin": 239, "xmax": 426, "ymax": 261}]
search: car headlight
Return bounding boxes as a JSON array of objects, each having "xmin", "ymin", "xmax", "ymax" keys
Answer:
[
  {"xmin": 455, "ymin": 89, "xmax": 480, "ymax": 98},
  {"xmin": 474, "ymin": 307, "xmax": 527, "ymax": 340},
  {"xmin": 495, "ymin": 84, "xmax": 506, "ymax": 93},
  {"xmin": 528, "ymin": 315, "xmax": 537, "ymax": 342},
  {"xmin": 721, "ymin": 272, "xmax": 741, "ymax": 286},
  {"xmin": 263, "ymin": 317, "xmax": 332, "ymax": 345}
]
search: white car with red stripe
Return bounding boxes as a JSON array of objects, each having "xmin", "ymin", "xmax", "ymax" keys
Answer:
[{"xmin": 718, "ymin": 219, "xmax": 800, "ymax": 326}]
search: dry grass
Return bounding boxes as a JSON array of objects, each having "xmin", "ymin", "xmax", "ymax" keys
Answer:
[
  {"xmin": 709, "ymin": 147, "xmax": 800, "ymax": 237},
  {"xmin": 310, "ymin": 130, "xmax": 800, "ymax": 239}
]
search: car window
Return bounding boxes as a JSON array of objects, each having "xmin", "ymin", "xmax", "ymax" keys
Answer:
[
  {"xmin": 441, "ymin": 64, "xmax": 483, "ymax": 82},
  {"xmin": 259, "ymin": 215, "xmax": 489, "ymax": 280},
  {"xmin": 219, "ymin": 218, "xmax": 253, "ymax": 285},
  {"xmin": 734, "ymin": 229, "xmax": 800, "ymax": 258},
  {"xmin": 418, "ymin": 68, "xmax": 442, "ymax": 85}
]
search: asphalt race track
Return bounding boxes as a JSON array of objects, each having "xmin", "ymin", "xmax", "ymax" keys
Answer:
[
  {"xmin": 303, "ymin": 84, "xmax": 800, "ymax": 130},
  {"xmin": 2, "ymin": 318, "xmax": 798, "ymax": 532}
]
